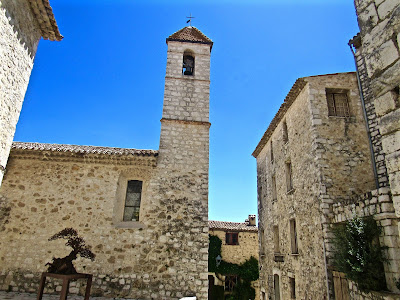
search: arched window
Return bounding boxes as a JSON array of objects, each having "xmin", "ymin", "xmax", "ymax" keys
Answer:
[{"xmin": 183, "ymin": 53, "xmax": 194, "ymax": 75}]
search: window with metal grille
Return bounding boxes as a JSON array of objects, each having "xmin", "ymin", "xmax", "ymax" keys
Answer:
[
  {"xmin": 123, "ymin": 180, "xmax": 142, "ymax": 221},
  {"xmin": 326, "ymin": 90, "xmax": 350, "ymax": 117},
  {"xmin": 226, "ymin": 232, "xmax": 239, "ymax": 245}
]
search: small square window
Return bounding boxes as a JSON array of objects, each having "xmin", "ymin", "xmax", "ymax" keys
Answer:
[
  {"xmin": 226, "ymin": 232, "xmax": 239, "ymax": 245},
  {"xmin": 326, "ymin": 90, "xmax": 350, "ymax": 117}
]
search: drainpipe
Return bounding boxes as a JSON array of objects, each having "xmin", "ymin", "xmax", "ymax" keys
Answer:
[{"xmin": 348, "ymin": 41, "xmax": 379, "ymax": 189}]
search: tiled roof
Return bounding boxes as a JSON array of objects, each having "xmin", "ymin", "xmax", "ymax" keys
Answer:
[
  {"xmin": 252, "ymin": 72, "xmax": 357, "ymax": 158},
  {"xmin": 167, "ymin": 26, "xmax": 213, "ymax": 48},
  {"xmin": 12, "ymin": 142, "xmax": 158, "ymax": 157},
  {"xmin": 209, "ymin": 220, "xmax": 258, "ymax": 232},
  {"xmin": 252, "ymin": 78, "xmax": 308, "ymax": 157},
  {"xmin": 28, "ymin": 0, "xmax": 63, "ymax": 41}
]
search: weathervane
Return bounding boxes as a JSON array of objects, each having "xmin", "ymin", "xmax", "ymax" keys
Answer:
[{"xmin": 186, "ymin": 13, "xmax": 195, "ymax": 26}]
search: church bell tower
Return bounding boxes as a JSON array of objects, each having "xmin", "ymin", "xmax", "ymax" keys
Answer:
[{"xmin": 156, "ymin": 26, "xmax": 212, "ymax": 299}]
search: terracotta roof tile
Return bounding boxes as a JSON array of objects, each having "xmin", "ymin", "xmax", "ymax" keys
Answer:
[
  {"xmin": 12, "ymin": 142, "xmax": 158, "ymax": 157},
  {"xmin": 209, "ymin": 220, "xmax": 258, "ymax": 232},
  {"xmin": 28, "ymin": 0, "xmax": 63, "ymax": 41},
  {"xmin": 167, "ymin": 26, "xmax": 213, "ymax": 48}
]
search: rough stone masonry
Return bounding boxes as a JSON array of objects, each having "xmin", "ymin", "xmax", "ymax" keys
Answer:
[{"xmin": 0, "ymin": 26, "xmax": 213, "ymax": 300}]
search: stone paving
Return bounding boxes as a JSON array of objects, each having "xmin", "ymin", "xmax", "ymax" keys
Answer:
[{"xmin": 0, "ymin": 291, "xmax": 132, "ymax": 300}]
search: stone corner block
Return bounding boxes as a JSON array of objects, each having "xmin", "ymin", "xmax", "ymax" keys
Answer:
[{"xmin": 374, "ymin": 91, "xmax": 398, "ymax": 117}]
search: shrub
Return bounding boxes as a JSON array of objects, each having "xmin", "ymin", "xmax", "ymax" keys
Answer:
[{"xmin": 332, "ymin": 216, "xmax": 387, "ymax": 291}]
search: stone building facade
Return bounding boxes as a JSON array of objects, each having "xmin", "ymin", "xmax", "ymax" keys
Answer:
[
  {"xmin": 351, "ymin": 0, "xmax": 400, "ymax": 271},
  {"xmin": 0, "ymin": 0, "xmax": 62, "ymax": 186},
  {"xmin": 208, "ymin": 216, "xmax": 259, "ymax": 300},
  {"xmin": 0, "ymin": 26, "xmax": 213, "ymax": 300},
  {"xmin": 252, "ymin": 72, "xmax": 400, "ymax": 299}
]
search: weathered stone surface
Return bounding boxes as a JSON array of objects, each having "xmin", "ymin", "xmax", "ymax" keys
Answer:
[
  {"xmin": 365, "ymin": 40, "xmax": 399, "ymax": 79},
  {"xmin": 0, "ymin": 0, "xmax": 41, "ymax": 186},
  {"xmin": 358, "ymin": 2, "xmax": 379, "ymax": 31},
  {"xmin": 379, "ymin": 108, "xmax": 400, "ymax": 136},
  {"xmin": 377, "ymin": 0, "xmax": 400, "ymax": 20},
  {"xmin": 254, "ymin": 73, "xmax": 374, "ymax": 299},
  {"xmin": 0, "ymin": 27, "xmax": 212, "ymax": 300},
  {"xmin": 374, "ymin": 91, "xmax": 398, "ymax": 116},
  {"xmin": 209, "ymin": 221, "xmax": 259, "ymax": 300},
  {"xmin": 354, "ymin": 0, "xmax": 400, "ymax": 293}
]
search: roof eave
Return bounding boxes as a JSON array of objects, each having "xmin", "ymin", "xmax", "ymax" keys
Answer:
[
  {"xmin": 29, "ymin": 0, "xmax": 63, "ymax": 41},
  {"xmin": 166, "ymin": 38, "xmax": 213, "ymax": 50},
  {"xmin": 252, "ymin": 78, "xmax": 308, "ymax": 158}
]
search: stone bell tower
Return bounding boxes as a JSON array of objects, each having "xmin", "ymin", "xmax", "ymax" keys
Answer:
[{"xmin": 148, "ymin": 26, "xmax": 213, "ymax": 299}]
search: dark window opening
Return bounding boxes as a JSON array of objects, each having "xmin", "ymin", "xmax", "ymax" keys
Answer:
[
  {"xmin": 290, "ymin": 277, "xmax": 296, "ymax": 299},
  {"xmin": 225, "ymin": 275, "xmax": 238, "ymax": 292},
  {"xmin": 123, "ymin": 180, "xmax": 142, "ymax": 221},
  {"xmin": 226, "ymin": 232, "xmax": 239, "ymax": 245},
  {"xmin": 272, "ymin": 175, "xmax": 277, "ymax": 201},
  {"xmin": 270, "ymin": 141, "xmax": 274, "ymax": 162},
  {"xmin": 183, "ymin": 55, "xmax": 194, "ymax": 75},
  {"xmin": 283, "ymin": 121, "xmax": 288, "ymax": 143},
  {"xmin": 286, "ymin": 162, "xmax": 293, "ymax": 192},
  {"xmin": 290, "ymin": 219, "xmax": 298, "ymax": 254},
  {"xmin": 273, "ymin": 225, "xmax": 280, "ymax": 253},
  {"xmin": 274, "ymin": 274, "xmax": 281, "ymax": 300},
  {"xmin": 326, "ymin": 90, "xmax": 350, "ymax": 117}
]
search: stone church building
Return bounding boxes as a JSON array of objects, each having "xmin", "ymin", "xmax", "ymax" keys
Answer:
[{"xmin": 0, "ymin": 19, "xmax": 213, "ymax": 300}]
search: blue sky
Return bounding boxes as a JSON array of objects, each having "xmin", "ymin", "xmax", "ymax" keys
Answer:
[{"xmin": 16, "ymin": 0, "xmax": 360, "ymax": 222}]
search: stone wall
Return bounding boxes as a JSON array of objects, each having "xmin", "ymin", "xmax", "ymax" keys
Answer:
[
  {"xmin": 332, "ymin": 187, "xmax": 400, "ymax": 291},
  {"xmin": 255, "ymin": 73, "xmax": 377, "ymax": 300},
  {"xmin": 157, "ymin": 38, "xmax": 212, "ymax": 299},
  {"xmin": 256, "ymin": 82, "xmax": 328, "ymax": 300},
  {"xmin": 209, "ymin": 228, "xmax": 259, "ymax": 300},
  {"xmin": 351, "ymin": 37, "xmax": 389, "ymax": 188},
  {"xmin": 0, "ymin": 27, "xmax": 212, "ymax": 299},
  {"xmin": 353, "ymin": 0, "xmax": 400, "ymax": 258},
  {"xmin": 0, "ymin": 0, "xmax": 41, "ymax": 185},
  {"xmin": 209, "ymin": 229, "xmax": 259, "ymax": 265}
]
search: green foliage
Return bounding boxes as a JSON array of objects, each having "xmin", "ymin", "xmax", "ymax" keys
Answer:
[
  {"xmin": 209, "ymin": 234, "xmax": 222, "ymax": 272},
  {"xmin": 332, "ymin": 216, "xmax": 387, "ymax": 292},
  {"xmin": 230, "ymin": 280, "xmax": 256, "ymax": 300},
  {"xmin": 208, "ymin": 234, "xmax": 259, "ymax": 300},
  {"xmin": 240, "ymin": 256, "xmax": 260, "ymax": 282}
]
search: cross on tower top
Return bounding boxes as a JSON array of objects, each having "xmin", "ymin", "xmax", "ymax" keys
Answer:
[{"xmin": 186, "ymin": 13, "xmax": 195, "ymax": 26}]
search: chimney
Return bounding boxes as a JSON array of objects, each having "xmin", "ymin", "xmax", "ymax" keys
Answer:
[{"xmin": 248, "ymin": 214, "xmax": 256, "ymax": 226}]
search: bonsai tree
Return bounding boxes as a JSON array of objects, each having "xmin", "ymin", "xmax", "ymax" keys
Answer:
[{"xmin": 46, "ymin": 228, "xmax": 95, "ymax": 274}]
